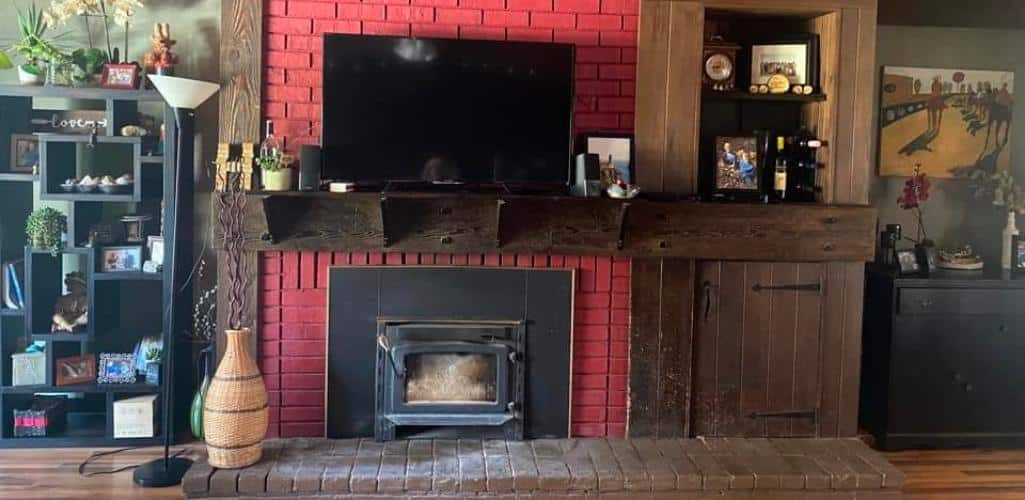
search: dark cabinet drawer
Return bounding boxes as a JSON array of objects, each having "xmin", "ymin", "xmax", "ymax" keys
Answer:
[
  {"xmin": 889, "ymin": 315, "xmax": 1025, "ymax": 434},
  {"xmin": 898, "ymin": 288, "xmax": 1025, "ymax": 315}
]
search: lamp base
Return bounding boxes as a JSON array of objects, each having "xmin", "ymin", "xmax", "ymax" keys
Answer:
[{"xmin": 132, "ymin": 456, "xmax": 194, "ymax": 487}]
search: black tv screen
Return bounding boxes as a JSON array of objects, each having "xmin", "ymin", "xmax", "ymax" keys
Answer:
[{"xmin": 322, "ymin": 34, "xmax": 574, "ymax": 186}]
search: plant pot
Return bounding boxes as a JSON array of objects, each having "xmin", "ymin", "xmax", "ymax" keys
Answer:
[
  {"xmin": 17, "ymin": 66, "xmax": 43, "ymax": 85},
  {"xmin": 203, "ymin": 328, "xmax": 267, "ymax": 469},
  {"xmin": 262, "ymin": 168, "xmax": 294, "ymax": 192}
]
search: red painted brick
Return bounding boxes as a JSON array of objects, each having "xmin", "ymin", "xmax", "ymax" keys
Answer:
[
  {"xmin": 576, "ymin": 13, "xmax": 620, "ymax": 30},
  {"xmin": 578, "ymin": 292, "xmax": 610, "ymax": 308},
  {"xmin": 312, "ymin": 19, "xmax": 361, "ymax": 34},
  {"xmin": 263, "ymin": 323, "xmax": 282, "ymax": 340},
  {"xmin": 339, "ymin": 3, "xmax": 387, "ymax": 20},
  {"xmin": 610, "ymin": 340, "xmax": 628, "ymax": 358},
  {"xmin": 281, "ymin": 406, "xmax": 324, "ymax": 422},
  {"xmin": 483, "ymin": 10, "xmax": 528, "ymax": 26},
  {"xmin": 261, "ymin": 358, "xmax": 280, "ymax": 375},
  {"xmin": 288, "ymin": 1, "xmax": 336, "ymax": 18},
  {"xmin": 286, "ymin": 35, "xmax": 322, "ymax": 53},
  {"xmin": 506, "ymin": 27, "xmax": 553, "ymax": 41},
  {"xmin": 267, "ymin": 85, "xmax": 311, "ymax": 104},
  {"xmin": 609, "ymin": 375, "xmax": 627, "ymax": 392},
  {"xmin": 600, "ymin": 30, "xmax": 636, "ymax": 47},
  {"xmin": 576, "ymin": 325, "xmax": 608, "ymax": 341},
  {"xmin": 612, "ymin": 276, "xmax": 629, "ymax": 293},
  {"xmin": 267, "ymin": 391, "xmax": 282, "ymax": 407},
  {"xmin": 529, "ymin": 12, "xmax": 575, "ymax": 28},
  {"xmin": 270, "ymin": 1, "xmax": 287, "ymax": 16},
  {"xmin": 266, "ymin": 426, "xmax": 280, "ymax": 439},
  {"xmin": 555, "ymin": 0, "xmax": 598, "ymax": 13},
  {"xmin": 282, "ymin": 289, "xmax": 326, "ymax": 307},
  {"xmin": 451, "ymin": 254, "xmax": 468, "ymax": 265},
  {"xmin": 268, "ymin": 33, "xmax": 287, "ymax": 51},
  {"xmin": 599, "ymin": 63, "xmax": 634, "ymax": 80},
  {"xmin": 611, "ymin": 325, "xmax": 629, "ymax": 341},
  {"xmin": 282, "ymin": 373, "xmax": 326, "ymax": 390},
  {"xmin": 411, "ymin": 23, "xmax": 459, "ymax": 37},
  {"xmin": 282, "ymin": 340, "xmax": 325, "ymax": 357},
  {"xmin": 436, "ymin": 7, "xmax": 482, "ymax": 24},
  {"xmin": 607, "ymin": 390, "xmax": 627, "ymax": 407},
  {"xmin": 573, "ymin": 389, "xmax": 608, "ymax": 406},
  {"xmin": 622, "ymin": 14, "xmax": 637, "ymax": 31},
  {"xmin": 576, "ymin": 46, "xmax": 620, "ymax": 63},
  {"xmin": 612, "ymin": 260, "xmax": 630, "ymax": 277},
  {"xmin": 281, "ymin": 422, "xmax": 323, "ymax": 437},
  {"xmin": 387, "ymin": 5, "xmax": 436, "ymax": 22},
  {"xmin": 261, "ymin": 307, "xmax": 281, "ymax": 324},
  {"xmin": 413, "ymin": 0, "xmax": 458, "ymax": 6},
  {"xmin": 607, "ymin": 423, "xmax": 626, "ymax": 437},
  {"xmin": 598, "ymin": 96, "xmax": 633, "ymax": 113},
  {"xmin": 265, "ymin": 101, "xmax": 287, "ymax": 119},
  {"xmin": 262, "ymin": 290, "xmax": 281, "ymax": 307},
  {"xmin": 599, "ymin": 0, "xmax": 636, "ymax": 14},
  {"xmin": 574, "ymin": 357, "xmax": 608, "ymax": 374},
  {"xmin": 611, "ymin": 307, "xmax": 628, "ymax": 325},
  {"xmin": 574, "ymin": 374, "xmax": 607, "ymax": 389},
  {"xmin": 282, "ymin": 390, "xmax": 324, "ymax": 407},
  {"xmin": 572, "ymin": 423, "xmax": 606, "ymax": 437},
  {"xmin": 554, "ymin": 30, "xmax": 597, "ymax": 45},
  {"xmin": 459, "ymin": 0, "xmax": 505, "ymax": 9},
  {"xmin": 267, "ymin": 51, "xmax": 312, "ymax": 69},
  {"xmin": 316, "ymin": 251, "xmax": 332, "ymax": 288},
  {"xmin": 268, "ymin": 17, "xmax": 313, "ymax": 34},
  {"xmin": 369, "ymin": 253, "xmax": 385, "ymax": 265},
  {"xmin": 575, "ymin": 341, "xmax": 609, "ymax": 357},
  {"xmin": 507, "ymin": 0, "xmax": 551, "ymax": 9},
  {"xmin": 607, "ymin": 406, "xmax": 626, "ymax": 423},
  {"xmin": 261, "ymin": 340, "xmax": 281, "ymax": 357},
  {"xmin": 281, "ymin": 357, "xmax": 326, "ymax": 374},
  {"xmin": 573, "ymin": 406, "xmax": 606, "ymax": 422},
  {"xmin": 265, "ymin": 375, "xmax": 281, "ymax": 390}
]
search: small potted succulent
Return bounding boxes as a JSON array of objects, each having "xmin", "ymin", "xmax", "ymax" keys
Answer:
[
  {"xmin": 257, "ymin": 152, "xmax": 295, "ymax": 192},
  {"xmin": 144, "ymin": 347, "xmax": 162, "ymax": 386},
  {"xmin": 25, "ymin": 207, "xmax": 67, "ymax": 256},
  {"xmin": 0, "ymin": 3, "xmax": 66, "ymax": 85}
]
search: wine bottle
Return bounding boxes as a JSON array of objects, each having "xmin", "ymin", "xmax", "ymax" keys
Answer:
[
  {"xmin": 260, "ymin": 120, "xmax": 281, "ymax": 160},
  {"xmin": 774, "ymin": 136, "xmax": 788, "ymax": 200}
]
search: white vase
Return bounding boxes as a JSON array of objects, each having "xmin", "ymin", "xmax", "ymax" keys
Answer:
[
  {"xmin": 17, "ymin": 66, "xmax": 43, "ymax": 85},
  {"xmin": 262, "ymin": 168, "xmax": 294, "ymax": 191},
  {"xmin": 1002, "ymin": 211, "xmax": 1019, "ymax": 270}
]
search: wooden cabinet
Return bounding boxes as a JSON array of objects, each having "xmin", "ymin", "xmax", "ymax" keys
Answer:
[
  {"xmin": 862, "ymin": 267, "xmax": 1025, "ymax": 449},
  {"xmin": 691, "ymin": 261, "xmax": 825, "ymax": 437}
]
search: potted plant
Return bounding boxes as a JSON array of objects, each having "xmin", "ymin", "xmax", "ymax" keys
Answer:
[
  {"xmin": 70, "ymin": 47, "xmax": 108, "ymax": 86},
  {"xmin": 144, "ymin": 347, "xmax": 162, "ymax": 386},
  {"xmin": 897, "ymin": 163, "xmax": 935, "ymax": 271},
  {"xmin": 257, "ymin": 152, "xmax": 295, "ymax": 192},
  {"xmin": 44, "ymin": 0, "xmax": 144, "ymax": 65},
  {"xmin": 0, "ymin": 3, "xmax": 65, "ymax": 85},
  {"xmin": 25, "ymin": 207, "xmax": 67, "ymax": 256}
]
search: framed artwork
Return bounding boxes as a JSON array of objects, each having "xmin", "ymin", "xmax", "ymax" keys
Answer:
[
  {"xmin": 100, "ymin": 63, "xmax": 140, "ymax": 90},
  {"xmin": 713, "ymin": 135, "xmax": 763, "ymax": 193},
  {"xmin": 101, "ymin": 246, "xmax": 143, "ymax": 272},
  {"xmin": 10, "ymin": 134, "xmax": 38, "ymax": 173},
  {"xmin": 147, "ymin": 236, "xmax": 164, "ymax": 264},
  {"xmin": 581, "ymin": 133, "xmax": 634, "ymax": 184},
  {"xmin": 56, "ymin": 354, "xmax": 97, "ymax": 386},
  {"xmin": 97, "ymin": 353, "xmax": 137, "ymax": 384},
  {"xmin": 749, "ymin": 35, "xmax": 819, "ymax": 87},
  {"xmin": 880, "ymin": 66, "xmax": 1014, "ymax": 177},
  {"xmin": 896, "ymin": 249, "xmax": 921, "ymax": 276}
]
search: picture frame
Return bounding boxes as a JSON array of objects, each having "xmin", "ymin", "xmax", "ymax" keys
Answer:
[
  {"xmin": 749, "ymin": 34, "xmax": 819, "ymax": 88},
  {"xmin": 56, "ymin": 354, "xmax": 97, "ymax": 386},
  {"xmin": 101, "ymin": 246, "xmax": 143, "ymax": 272},
  {"xmin": 146, "ymin": 236, "xmax": 164, "ymax": 264},
  {"xmin": 10, "ymin": 134, "xmax": 38, "ymax": 173},
  {"xmin": 580, "ymin": 133, "xmax": 634, "ymax": 185},
  {"xmin": 97, "ymin": 353, "xmax": 137, "ymax": 384},
  {"xmin": 711, "ymin": 134, "xmax": 768, "ymax": 198},
  {"xmin": 896, "ymin": 249, "xmax": 921, "ymax": 276},
  {"xmin": 1012, "ymin": 235, "xmax": 1025, "ymax": 277},
  {"xmin": 100, "ymin": 63, "xmax": 141, "ymax": 90}
]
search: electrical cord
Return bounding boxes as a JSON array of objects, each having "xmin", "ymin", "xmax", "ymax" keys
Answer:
[{"xmin": 78, "ymin": 446, "xmax": 189, "ymax": 477}]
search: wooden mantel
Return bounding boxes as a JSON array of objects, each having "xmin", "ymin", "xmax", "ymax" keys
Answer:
[{"xmin": 229, "ymin": 192, "xmax": 877, "ymax": 262}]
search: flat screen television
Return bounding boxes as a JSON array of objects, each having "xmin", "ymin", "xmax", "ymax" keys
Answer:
[{"xmin": 322, "ymin": 34, "xmax": 574, "ymax": 187}]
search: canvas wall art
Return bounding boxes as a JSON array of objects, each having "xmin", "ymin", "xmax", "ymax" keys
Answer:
[{"xmin": 880, "ymin": 66, "xmax": 1014, "ymax": 178}]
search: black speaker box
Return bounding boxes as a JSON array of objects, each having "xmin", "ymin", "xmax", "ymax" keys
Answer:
[{"xmin": 299, "ymin": 145, "xmax": 322, "ymax": 191}]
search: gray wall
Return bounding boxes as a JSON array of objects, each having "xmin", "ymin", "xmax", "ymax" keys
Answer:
[{"xmin": 873, "ymin": 25, "xmax": 1025, "ymax": 265}]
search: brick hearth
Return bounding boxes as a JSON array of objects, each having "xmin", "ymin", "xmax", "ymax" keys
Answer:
[
  {"xmin": 182, "ymin": 438, "xmax": 904, "ymax": 499},
  {"xmin": 259, "ymin": 252, "xmax": 631, "ymax": 438}
]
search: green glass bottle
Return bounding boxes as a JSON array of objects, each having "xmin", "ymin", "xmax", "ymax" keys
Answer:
[{"xmin": 190, "ymin": 346, "xmax": 213, "ymax": 440}]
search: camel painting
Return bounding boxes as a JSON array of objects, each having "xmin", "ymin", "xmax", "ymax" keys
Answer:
[{"xmin": 880, "ymin": 66, "xmax": 1014, "ymax": 178}]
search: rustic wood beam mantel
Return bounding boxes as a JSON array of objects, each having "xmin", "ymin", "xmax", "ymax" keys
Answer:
[{"xmin": 225, "ymin": 192, "xmax": 877, "ymax": 263}]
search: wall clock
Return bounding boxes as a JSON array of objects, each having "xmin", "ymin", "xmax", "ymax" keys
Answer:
[{"xmin": 703, "ymin": 37, "xmax": 740, "ymax": 91}]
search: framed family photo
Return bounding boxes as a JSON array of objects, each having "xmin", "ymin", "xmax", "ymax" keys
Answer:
[
  {"xmin": 10, "ymin": 134, "xmax": 38, "ymax": 173},
  {"xmin": 749, "ymin": 35, "xmax": 819, "ymax": 88},
  {"xmin": 713, "ymin": 135, "xmax": 762, "ymax": 193},
  {"xmin": 101, "ymin": 246, "xmax": 143, "ymax": 272},
  {"xmin": 100, "ymin": 63, "xmax": 141, "ymax": 90}
]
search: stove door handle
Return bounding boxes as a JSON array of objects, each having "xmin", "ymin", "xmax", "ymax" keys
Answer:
[{"xmin": 377, "ymin": 333, "xmax": 405, "ymax": 378}]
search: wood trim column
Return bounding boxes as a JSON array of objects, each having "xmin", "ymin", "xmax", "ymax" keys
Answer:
[{"xmin": 217, "ymin": 0, "xmax": 263, "ymax": 359}]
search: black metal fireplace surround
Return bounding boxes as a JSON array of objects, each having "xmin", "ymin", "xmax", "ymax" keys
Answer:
[{"xmin": 327, "ymin": 267, "xmax": 573, "ymax": 440}]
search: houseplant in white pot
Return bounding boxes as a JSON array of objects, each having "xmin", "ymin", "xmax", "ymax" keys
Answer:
[
  {"xmin": 0, "ymin": 3, "xmax": 66, "ymax": 85},
  {"xmin": 257, "ymin": 152, "xmax": 295, "ymax": 192}
]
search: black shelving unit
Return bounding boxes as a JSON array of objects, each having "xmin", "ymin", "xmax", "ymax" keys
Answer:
[{"xmin": 0, "ymin": 85, "xmax": 176, "ymax": 448}]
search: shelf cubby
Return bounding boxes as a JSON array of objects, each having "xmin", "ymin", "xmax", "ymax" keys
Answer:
[{"xmin": 38, "ymin": 135, "xmax": 145, "ymax": 202}]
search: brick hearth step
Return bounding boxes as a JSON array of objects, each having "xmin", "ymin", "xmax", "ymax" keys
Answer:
[{"xmin": 182, "ymin": 438, "xmax": 903, "ymax": 499}]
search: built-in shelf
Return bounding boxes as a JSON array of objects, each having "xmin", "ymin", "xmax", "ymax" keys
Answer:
[
  {"xmin": 139, "ymin": 155, "xmax": 164, "ymax": 164},
  {"xmin": 30, "ymin": 332, "xmax": 90, "ymax": 342},
  {"xmin": 703, "ymin": 90, "xmax": 828, "ymax": 102},
  {"xmin": 0, "ymin": 173, "xmax": 37, "ymax": 182},
  {"xmin": 0, "ymin": 84, "xmax": 163, "ymax": 102},
  {"xmin": 93, "ymin": 272, "xmax": 162, "ymax": 281},
  {"xmin": 1, "ymin": 383, "xmax": 159, "ymax": 394},
  {"xmin": 0, "ymin": 309, "xmax": 25, "ymax": 316},
  {"xmin": 42, "ymin": 193, "xmax": 138, "ymax": 203}
]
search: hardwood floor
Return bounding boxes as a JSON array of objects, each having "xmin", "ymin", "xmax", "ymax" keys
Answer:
[{"xmin": 0, "ymin": 446, "xmax": 1023, "ymax": 499}]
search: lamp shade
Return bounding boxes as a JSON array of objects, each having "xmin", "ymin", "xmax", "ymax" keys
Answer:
[{"xmin": 148, "ymin": 75, "xmax": 220, "ymax": 110}]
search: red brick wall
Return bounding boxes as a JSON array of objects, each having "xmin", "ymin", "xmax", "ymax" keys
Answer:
[
  {"xmin": 264, "ymin": 0, "xmax": 639, "ymax": 152},
  {"xmin": 258, "ymin": 252, "xmax": 630, "ymax": 438}
]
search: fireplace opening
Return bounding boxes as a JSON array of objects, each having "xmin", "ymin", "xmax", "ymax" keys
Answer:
[
  {"xmin": 375, "ymin": 321, "xmax": 525, "ymax": 440},
  {"xmin": 328, "ymin": 267, "xmax": 573, "ymax": 440}
]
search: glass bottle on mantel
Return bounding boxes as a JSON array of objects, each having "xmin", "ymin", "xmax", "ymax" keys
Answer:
[{"xmin": 260, "ymin": 120, "xmax": 281, "ymax": 160}]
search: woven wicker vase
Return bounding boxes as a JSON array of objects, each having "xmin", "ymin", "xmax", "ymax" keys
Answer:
[{"xmin": 203, "ymin": 328, "xmax": 268, "ymax": 469}]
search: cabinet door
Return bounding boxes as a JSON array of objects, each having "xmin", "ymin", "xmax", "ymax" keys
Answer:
[
  {"xmin": 890, "ymin": 314, "xmax": 1025, "ymax": 435},
  {"xmin": 692, "ymin": 261, "xmax": 824, "ymax": 437}
]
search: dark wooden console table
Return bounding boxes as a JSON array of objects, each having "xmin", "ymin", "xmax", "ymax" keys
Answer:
[{"xmin": 862, "ymin": 266, "xmax": 1025, "ymax": 449}]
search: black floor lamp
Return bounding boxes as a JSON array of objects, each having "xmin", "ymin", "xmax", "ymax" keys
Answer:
[{"xmin": 134, "ymin": 75, "xmax": 219, "ymax": 487}]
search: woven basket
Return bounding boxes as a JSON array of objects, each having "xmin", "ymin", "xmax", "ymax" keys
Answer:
[{"xmin": 204, "ymin": 328, "xmax": 268, "ymax": 469}]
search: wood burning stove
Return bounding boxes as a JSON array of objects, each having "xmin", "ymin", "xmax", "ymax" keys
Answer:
[{"xmin": 375, "ymin": 320, "xmax": 525, "ymax": 440}]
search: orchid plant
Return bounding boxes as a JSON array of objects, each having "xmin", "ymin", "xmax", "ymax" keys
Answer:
[
  {"xmin": 897, "ymin": 163, "xmax": 932, "ymax": 244},
  {"xmin": 44, "ymin": 0, "xmax": 142, "ymax": 64}
]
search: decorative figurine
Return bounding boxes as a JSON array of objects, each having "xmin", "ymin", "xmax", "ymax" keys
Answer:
[
  {"xmin": 52, "ymin": 272, "xmax": 88, "ymax": 333},
  {"xmin": 144, "ymin": 23, "xmax": 178, "ymax": 77}
]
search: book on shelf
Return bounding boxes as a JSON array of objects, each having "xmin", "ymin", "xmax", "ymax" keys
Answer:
[{"xmin": 3, "ymin": 260, "xmax": 24, "ymax": 310}]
